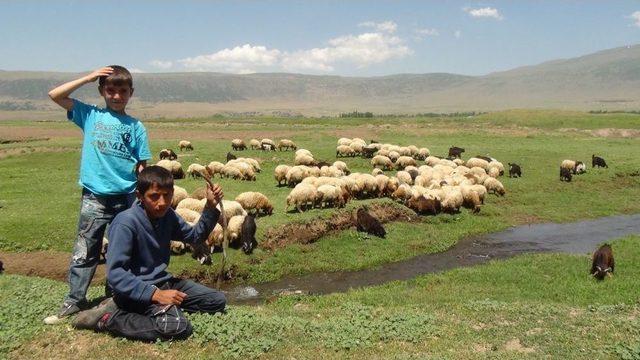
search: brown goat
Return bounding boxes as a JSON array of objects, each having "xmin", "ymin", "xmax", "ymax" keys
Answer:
[
  {"xmin": 355, "ymin": 208, "xmax": 386, "ymax": 238},
  {"xmin": 591, "ymin": 244, "xmax": 614, "ymax": 280}
]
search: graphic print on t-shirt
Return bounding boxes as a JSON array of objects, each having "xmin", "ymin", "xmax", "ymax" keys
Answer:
[{"xmin": 91, "ymin": 121, "xmax": 135, "ymax": 160}]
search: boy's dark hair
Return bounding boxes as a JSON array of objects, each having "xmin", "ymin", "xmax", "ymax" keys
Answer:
[
  {"xmin": 99, "ymin": 65, "xmax": 133, "ymax": 88},
  {"xmin": 137, "ymin": 166, "xmax": 174, "ymax": 194}
]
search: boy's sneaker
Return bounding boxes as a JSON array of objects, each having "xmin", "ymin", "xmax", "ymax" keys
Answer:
[
  {"xmin": 43, "ymin": 301, "xmax": 82, "ymax": 325},
  {"xmin": 72, "ymin": 298, "xmax": 117, "ymax": 330}
]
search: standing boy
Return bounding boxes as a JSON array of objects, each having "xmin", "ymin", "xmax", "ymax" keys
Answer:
[
  {"xmin": 72, "ymin": 166, "xmax": 227, "ymax": 341},
  {"xmin": 45, "ymin": 66, "xmax": 151, "ymax": 323}
]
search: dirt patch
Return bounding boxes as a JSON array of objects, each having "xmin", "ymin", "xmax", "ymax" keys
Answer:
[
  {"xmin": 261, "ymin": 202, "xmax": 418, "ymax": 250},
  {"xmin": 504, "ymin": 338, "xmax": 535, "ymax": 353},
  {"xmin": 0, "ymin": 126, "xmax": 80, "ymax": 139},
  {"xmin": 0, "ymin": 250, "xmax": 106, "ymax": 283},
  {"xmin": 0, "ymin": 136, "xmax": 49, "ymax": 144},
  {"xmin": 0, "ymin": 146, "xmax": 78, "ymax": 159},
  {"xmin": 589, "ymin": 128, "xmax": 640, "ymax": 138}
]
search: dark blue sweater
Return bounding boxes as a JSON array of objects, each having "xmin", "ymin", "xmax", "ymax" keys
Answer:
[{"xmin": 106, "ymin": 200, "xmax": 219, "ymax": 304}]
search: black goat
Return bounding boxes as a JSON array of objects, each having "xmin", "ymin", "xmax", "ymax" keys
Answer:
[
  {"xmin": 591, "ymin": 244, "xmax": 614, "ymax": 280},
  {"xmin": 560, "ymin": 167, "xmax": 572, "ymax": 182},
  {"xmin": 191, "ymin": 242, "xmax": 212, "ymax": 266},
  {"xmin": 592, "ymin": 154, "xmax": 608, "ymax": 168},
  {"xmin": 508, "ymin": 163, "xmax": 522, "ymax": 178},
  {"xmin": 241, "ymin": 215, "xmax": 258, "ymax": 254},
  {"xmin": 448, "ymin": 146, "xmax": 465, "ymax": 159},
  {"xmin": 226, "ymin": 152, "xmax": 237, "ymax": 162},
  {"xmin": 355, "ymin": 208, "xmax": 386, "ymax": 238},
  {"xmin": 159, "ymin": 148, "xmax": 177, "ymax": 160}
]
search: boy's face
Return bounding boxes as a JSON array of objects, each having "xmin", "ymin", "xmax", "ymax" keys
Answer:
[
  {"xmin": 99, "ymin": 83, "xmax": 133, "ymax": 114},
  {"xmin": 137, "ymin": 183, "xmax": 174, "ymax": 219}
]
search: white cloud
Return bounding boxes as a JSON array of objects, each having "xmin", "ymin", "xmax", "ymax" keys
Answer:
[
  {"xmin": 358, "ymin": 20, "xmax": 398, "ymax": 33},
  {"xmin": 149, "ymin": 60, "xmax": 173, "ymax": 69},
  {"xmin": 282, "ymin": 31, "xmax": 412, "ymax": 72},
  {"xmin": 631, "ymin": 11, "xmax": 640, "ymax": 27},
  {"xmin": 454, "ymin": 30, "xmax": 462, "ymax": 38},
  {"xmin": 177, "ymin": 44, "xmax": 281, "ymax": 72},
  {"xmin": 156, "ymin": 22, "xmax": 412, "ymax": 74},
  {"xmin": 415, "ymin": 28, "xmax": 439, "ymax": 37},
  {"xmin": 464, "ymin": 7, "xmax": 504, "ymax": 20}
]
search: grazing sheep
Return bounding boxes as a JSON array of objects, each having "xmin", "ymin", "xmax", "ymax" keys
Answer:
[
  {"xmin": 295, "ymin": 153, "xmax": 316, "ymax": 166},
  {"xmin": 176, "ymin": 198, "xmax": 206, "ymax": 213},
  {"xmin": 483, "ymin": 177, "xmax": 506, "ymax": 196},
  {"xmin": 241, "ymin": 215, "xmax": 258, "ymax": 254},
  {"xmin": 238, "ymin": 157, "xmax": 261, "ymax": 173},
  {"xmin": 425, "ymin": 156, "xmax": 441, "ymax": 167},
  {"xmin": 337, "ymin": 137, "xmax": 352, "ymax": 146},
  {"xmin": 249, "ymin": 138, "xmax": 261, "ymax": 150},
  {"xmin": 407, "ymin": 196, "xmax": 441, "ymax": 215},
  {"xmin": 332, "ymin": 161, "xmax": 350, "ymax": 175},
  {"xmin": 274, "ymin": 164, "xmax": 291, "ymax": 186},
  {"xmin": 561, "ymin": 159, "xmax": 586, "ymax": 174},
  {"xmin": 206, "ymin": 223, "xmax": 224, "ymax": 248},
  {"xmin": 336, "ymin": 145, "xmax": 356, "ymax": 157},
  {"xmin": 231, "ymin": 139, "xmax": 247, "ymax": 151},
  {"xmin": 592, "ymin": 155, "xmax": 608, "ymax": 168},
  {"xmin": 285, "ymin": 166, "xmax": 307, "ymax": 187},
  {"xmin": 388, "ymin": 151, "xmax": 400, "ymax": 163},
  {"xmin": 349, "ymin": 141, "xmax": 365, "ymax": 155},
  {"xmin": 261, "ymin": 138, "xmax": 276, "ymax": 151},
  {"xmin": 372, "ymin": 168, "xmax": 383, "ymax": 176},
  {"xmin": 591, "ymin": 244, "xmax": 614, "ymax": 280},
  {"xmin": 187, "ymin": 163, "xmax": 208, "ymax": 179},
  {"xmin": 560, "ymin": 167, "xmax": 573, "ymax": 182},
  {"xmin": 466, "ymin": 157, "xmax": 490, "ymax": 171},
  {"xmin": 396, "ymin": 170, "xmax": 413, "ymax": 185},
  {"xmin": 277, "ymin": 139, "xmax": 297, "ymax": 151},
  {"xmin": 296, "ymin": 149, "xmax": 313, "ymax": 157},
  {"xmin": 469, "ymin": 184, "xmax": 487, "ymax": 204},
  {"xmin": 172, "ymin": 185, "xmax": 188, "ymax": 208},
  {"xmin": 159, "ymin": 148, "xmax": 177, "ymax": 160},
  {"xmin": 448, "ymin": 146, "xmax": 465, "ymax": 159},
  {"xmin": 286, "ymin": 183, "xmax": 318, "ymax": 212},
  {"xmin": 441, "ymin": 187, "xmax": 464, "ymax": 213},
  {"xmin": 487, "ymin": 167, "xmax": 500, "ymax": 178},
  {"xmin": 396, "ymin": 156, "xmax": 418, "ymax": 170},
  {"xmin": 355, "ymin": 208, "xmax": 386, "ymax": 238},
  {"xmin": 460, "ymin": 186, "xmax": 482, "ymax": 213},
  {"xmin": 488, "ymin": 161, "xmax": 505, "ymax": 176},
  {"xmin": 225, "ymin": 215, "xmax": 246, "ymax": 246},
  {"xmin": 415, "ymin": 148, "xmax": 430, "ymax": 160},
  {"xmin": 508, "ymin": 163, "xmax": 522, "ymax": 178},
  {"xmin": 178, "ymin": 140, "xmax": 193, "ymax": 151},
  {"xmin": 175, "ymin": 207, "xmax": 201, "ymax": 224},
  {"xmin": 156, "ymin": 160, "xmax": 185, "ymax": 179},
  {"xmin": 316, "ymin": 184, "xmax": 345, "ymax": 208},
  {"xmin": 391, "ymin": 183, "xmax": 412, "ymax": 203},
  {"xmin": 371, "ymin": 155, "xmax": 394, "ymax": 170},
  {"xmin": 235, "ymin": 192, "xmax": 274, "ymax": 216},
  {"xmin": 217, "ymin": 200, "xmax": 247, "ymax": 221}
]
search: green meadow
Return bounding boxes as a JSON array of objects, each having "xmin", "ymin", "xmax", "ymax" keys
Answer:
[{"xmin": 1, "ymin": 110, "xmax": 640, "ymax": 358}]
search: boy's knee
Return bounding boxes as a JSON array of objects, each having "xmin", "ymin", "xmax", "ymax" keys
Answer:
[
  {"xmin": 154, "ymin": 306, "xmax": 193, "ymax": 340},
  {"xmin": 203, "ymin": 292, "xmax": 226, "ymax": 313}
]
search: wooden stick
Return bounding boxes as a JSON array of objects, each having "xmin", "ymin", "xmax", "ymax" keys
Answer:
[{"xmin": 203, "ymin": 175, "xmax": 228, "ymax": 288}]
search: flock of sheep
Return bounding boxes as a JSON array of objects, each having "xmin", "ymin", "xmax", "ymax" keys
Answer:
[{"xmin": 149, "ymin": 136, "xmax": 610, "ymax": 262}]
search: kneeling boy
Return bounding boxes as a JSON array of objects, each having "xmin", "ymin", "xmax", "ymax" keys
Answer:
[{"xmin": 72, "ymin": 166, "xmax": 226, "ymax": 341}]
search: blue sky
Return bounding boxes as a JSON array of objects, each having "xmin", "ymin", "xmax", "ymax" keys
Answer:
[{"xmin": 1, "ymin": 1, "xmax": 639, "ymax": 76}]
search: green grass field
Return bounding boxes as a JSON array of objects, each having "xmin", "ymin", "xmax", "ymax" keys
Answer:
[{"xmin": 1, "ymin": 109, "xmax": 640, "ymax": 358}]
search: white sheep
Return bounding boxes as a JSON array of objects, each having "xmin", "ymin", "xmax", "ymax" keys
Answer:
[
  {"xmin": 277, "ymin": 139, "xmax": 297, "ymax": 151},
  {"xmin": 416, "ymin": 147, "xmax": 430, "ymax": 160},
  {"xmin": 295, "ymin": 153, "xmax": 315, "ymax": 166},
  {"xmin": 176, "ymin": 198, "xmax": 206, "ymax": 213},
  {"xmin": 336, "ymin": 145, "xmax": 356, "ymax": 157},
  {"xmin": 371, "ymin": 155, "xmax": 394, "ymax": 170},
  {"xmin": 235, "ymin": 192, "xmax": 273, "ymax": 216},
  {"xmin": 372, "ymin": 168, "xmax": 383, "ymax": 176},
  {"xmin": 332, "ymin": 161, "xmax": 350, "ymax": 175},
  {"xmin": 187, "ymin": 163, "xmax": 208, "ymax": 179},
  {"xmin": 178, "ymin": 140, "xmax": 193, "ymax": 151},
  {"xmin": 249, "ymin": 138, "xmax": 261, "ymax": 150},
  {"xmin": 396, "ymin": 170, "xmax": 413, "ymax": 185},
  {"xmin": 175, "ymin": 207, "xmax": 201, "ymax": 223},
  {"xmin": 226, "ymin": 215, "xmax": 246, "ymax": 245},
  {"xmin": 561, "ymin": 159, "xmax": 586, "ymax": 174},
  {"xmin": 442, "ymin": 187, "xmax": 463, "ymax": 213},
  {"xmin": 274, "ymin": 164, "xmax": 291, "ymax": 186},
  {"xmin": 216, "ymin": 200, "xmax": 247, "ymax": 220},
  {"xmin": 206, "ymin": 161, "xmax": 225, "ymax": 178},
  {"xmin": 337, "ymin": 137, "xmax": 352, "ymax": 146},
  {"xmin": 425, "ymin": 156, "xmax": 441, "ymax": 167},
  {"xmin": 296, "ymin": 148, "xmax": 313, "ymax": 157},
  {"xmin": 231, "ymin": 138, "xmax": 246, "ymax": 150},
  {"xmin": 286, "ymin": 183, "xmax": 319, "ymax": 212},
  {"xmin": 316, "ymin": 184, "xmax": 344, "ymax": 208},
  {"xmin": 396, "ymin": 156, "xmax": 418, "ymax": 169},
  {"xmin": 172, "ymin": 185, "xmax": 188, "ymax": 208},
  {"xmin": 483, "ymin": 177, "xmax": 505, "ymax": 196},
  {"xmin": 466, "ymin": 157, "xmax": 490, "ymax": 171}
]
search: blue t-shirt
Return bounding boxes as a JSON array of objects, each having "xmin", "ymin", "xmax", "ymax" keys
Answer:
[{"xmin": 67, "ymin": 99, "xmax": 152, "ymax": 195}]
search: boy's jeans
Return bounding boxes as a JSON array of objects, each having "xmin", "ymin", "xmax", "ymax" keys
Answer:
[
  {"xmin": 106, "ymin": 278, "xmax": 227, "ymax": 341},
  {"xmin": 64, "ymin": 188, "xmax": 135, "ymax": 305}
]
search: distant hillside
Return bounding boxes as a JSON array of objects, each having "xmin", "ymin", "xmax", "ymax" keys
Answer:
[{"xmin": 1, "ymin": 44, "xmax": 639, "ymax": 116}]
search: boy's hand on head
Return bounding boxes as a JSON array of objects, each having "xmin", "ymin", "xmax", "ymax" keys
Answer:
[
  {"xmin": 85, "ymin": 67, "xmax": 114, "ymax": 83},
  {"xmin": 205, "ymin": 183, "xmax": 224, "ymax": 209},
  {"xmin": 151, "ymin": 289, "xmax": 187, "ymax": 305}
]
